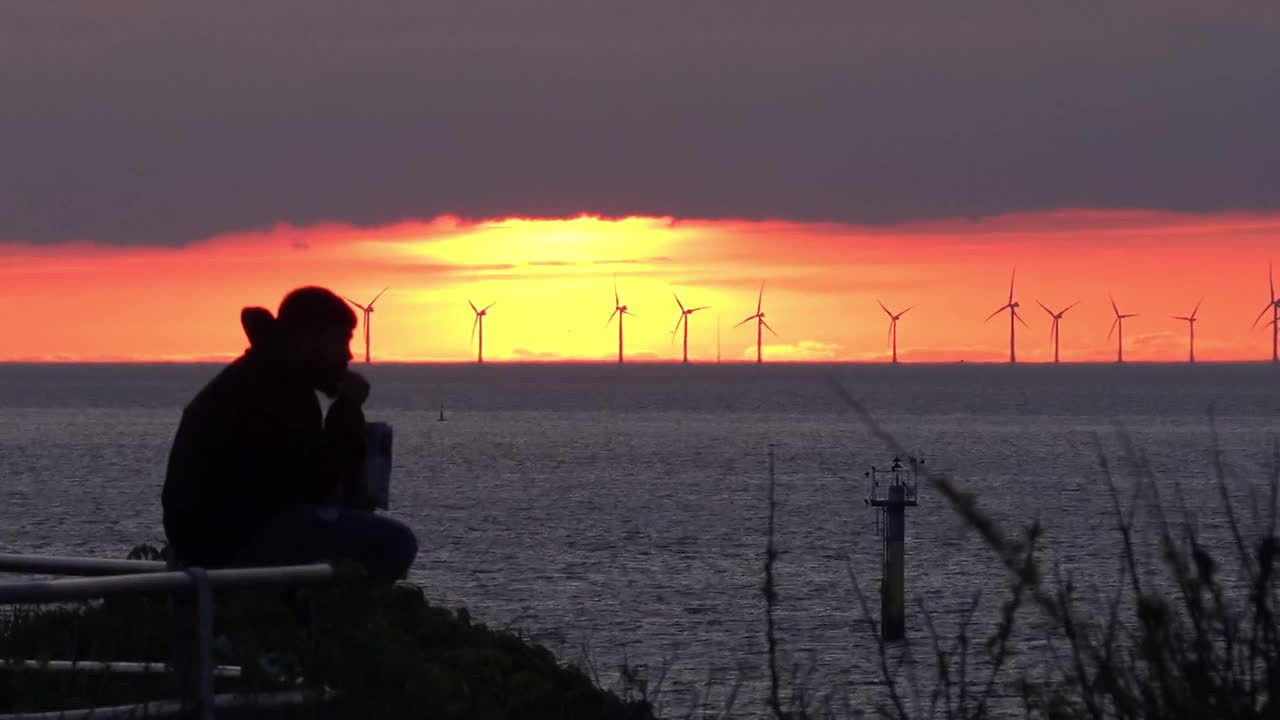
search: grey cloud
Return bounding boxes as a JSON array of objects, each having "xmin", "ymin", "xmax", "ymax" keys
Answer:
[
  {"xmin": 340, "ymin": 260, "xmax": 519, "ymax": 275},
  {"xmin": 510, "ymin": 347, "xmax": 562, "ymax": 360},
  {"xmin": 2, "ymin": 1, "xmax": 1278, "ymax": 245},
  {"xmin": 524, "ymin": 257, "xmax": 670, "ymax": 267},
  {"xmin": 590, "ymin": 257, "xmax": 673, "ymax": 266}
]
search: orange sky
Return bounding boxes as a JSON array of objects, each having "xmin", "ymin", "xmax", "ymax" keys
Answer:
[{"xmin": 3, "ymin": 210, "xmax": 1280, "ymax": 363}]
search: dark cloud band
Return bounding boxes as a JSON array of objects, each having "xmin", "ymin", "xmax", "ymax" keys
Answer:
[{"xmin": 2, "ymin": 2, "xmax": 1277, "ymax": 245}]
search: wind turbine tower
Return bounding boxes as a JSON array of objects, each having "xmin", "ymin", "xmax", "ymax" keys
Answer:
[
  {"xmin": 1253, "ymin": 263, "xmax": 1280, "ymax": 363},
  {"xmin": 1109, "ymin": 295, "xmax": 1137, "ymax": 364},
  {"xmin": 469, "ymin": 300, "xmax": 495, "ymax": 364},
  {"xmin": 607, "ymin": 277, "xmax": 635, "ymax": 364},
  {"xmin": 878, "ymin": 301, "xmax": 912, "ymax": 364},
  {"xmin": 985, "ymin": 270, "xmax": 1026, "ymax": 364},
  {"xmin": 1036, "ymin": 300, "xmax": 1079, "ymax": 364},
  {"xmin": 1173, "ymin": 299, "xmax": 1201, "ymax": 364},
  {"xmin": 672, "ymin": 292, "xmax": 710, "ymax": 364},
  {"xmin": 343, "ymin": 287, "xmax": 388, "ymax": 364},
  {"xmin": 736, "ymin": 282, "xmax": 776, "ymax": 364}
]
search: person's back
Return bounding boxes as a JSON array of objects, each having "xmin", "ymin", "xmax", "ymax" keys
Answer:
[
  {"xmin": 162, "ymin": 287, "xmax": 417, "ymax": 580},
  {"xmin": 163, "ymin": 322, "xmax": 337, "ymax": 566}
]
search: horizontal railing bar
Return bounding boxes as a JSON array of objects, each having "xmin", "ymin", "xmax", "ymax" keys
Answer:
[
  {"xmin": 0, "ymin": 659, "xmax": 241, "ymax": 678},
  {"xmin": 0, "ymin": 554, "xmax": 167, "ymax": 576},
  {"xmin": 0, "ymin": 564, "xmax": 334, "ymax": 604},
  {"xmin": 0, "ymin": 689, "xmax": 330, "ymax": 720}
]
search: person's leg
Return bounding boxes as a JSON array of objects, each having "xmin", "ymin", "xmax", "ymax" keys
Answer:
[{"xmin": 236, "ymin": 508, "xmax": 418, "ymax": 581}]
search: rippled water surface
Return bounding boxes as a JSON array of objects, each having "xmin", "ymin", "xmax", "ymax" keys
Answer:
[{"xmin": 3, "ymin": 363, "xmax": 1279, "ymax": 716}]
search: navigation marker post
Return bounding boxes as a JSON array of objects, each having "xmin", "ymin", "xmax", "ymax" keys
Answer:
[{"xmin": 865, "ymin": 456, "xmax": 921, "ymax": 642}]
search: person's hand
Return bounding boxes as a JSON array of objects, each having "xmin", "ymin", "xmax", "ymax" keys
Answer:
[{"xmin": 335, "ymin": 370, "xmax": 370, "ymax": 406}]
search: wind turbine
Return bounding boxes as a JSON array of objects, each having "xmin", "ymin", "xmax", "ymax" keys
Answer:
[
  {"xmin": 1108, "ymin": 295, "xmax": 1137, "ymax": 364},
  {"xmin": 671, "ymin": 292, "xmax": 710, "ymax": 364},
  {"xmin": 1036, "ymin": 300, "xmax": 1079, "ymax": 364},
  {"xmin": 606, "ymin": 276, "xmax": 635, "ymax": 364},
  {"xmin": 736, "ymin": 282, "xmax": 776, "ymax": 364},
  {"xmin": 877, "ymin": 301, "xmax": 912, "ymax": 364},
  {"xmin": 985, "ymin": 270, "xmax": 1026, "ymax": 363},
  {"xmin": 1172, "ymin": 299, "xmax": 1201, "ymax": 364},
  {"xmin": 343, "ymin": 287, "xmax": 388, "ymax": 364},
  {"xmin": 1253, "ymin": 263, "xmax": 1280, "ymax": 363},
  {"xmin": 469, "ymin": 300, "xmax": 495, "ymax": 364}
]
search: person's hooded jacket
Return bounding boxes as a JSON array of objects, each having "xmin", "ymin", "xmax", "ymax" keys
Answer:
[{"xmin": 161, "ymin": 307, "xmax": 368, "ymax": 567}]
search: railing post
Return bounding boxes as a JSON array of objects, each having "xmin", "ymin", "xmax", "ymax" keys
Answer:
[{"xmin": 183, "ymin": 567, "xmax": 215, "ymax": 720}]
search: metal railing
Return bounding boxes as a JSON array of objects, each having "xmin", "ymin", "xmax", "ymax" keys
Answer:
[
  {"xmin": 0, "ymin": 554, "xmax": 168, "ymax": 577},
  {"xmin": 0, "ymin": 553, "xmax": 335, "ymax": 720},
  {"xmin": 0, "ymin": 659, "xmax": 242, "ymax": 678}
]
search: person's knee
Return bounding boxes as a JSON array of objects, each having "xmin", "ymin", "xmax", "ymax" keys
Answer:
[
  {"xmin": 367, "ymin": 516, "xmax": 417, "ymax": 581},
  {"xmin": 389, "ymin": 521, "xmax": 419, "ymax": 579}
]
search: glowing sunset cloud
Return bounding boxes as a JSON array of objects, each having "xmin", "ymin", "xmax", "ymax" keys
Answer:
[{"xmin": 2, "ymin": 210, "xmax": 1280, "ymax": 363}]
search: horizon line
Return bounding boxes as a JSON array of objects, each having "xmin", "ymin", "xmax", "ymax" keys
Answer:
[{"xmin": 3, "ymin": 358, "xmax": 1278, "ymax": 367}]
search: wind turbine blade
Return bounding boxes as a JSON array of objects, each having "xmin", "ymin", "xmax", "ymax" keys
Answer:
[
  {"xmin": 887, "ymin": 320, "xmax": 894, "ymax": 346},
  {"xmin": 1108, "ymin": 317, "xmax": 1118, "ymax": 340},
  {"xmin": 1253, "ymin": 302, "xmax": 1274, "ymax": 328},
  {"xmin": 1049, "ymin": 317, "xmax": 1056, "ymax": 341},
  {"xmin": 607, "ymin": 308, "xmax": 619, "ymax": 327},
  {"xmin": 1172, "ymin": 316, "xmax": 1189, "ymax": 321},
  {"xmin": 482, "ymin": 302, "xmax": 497, "ymax": 312},
  {"xmin": 689, "ymin": 306, "xmax": 711, "ymax": 313},
  {"xmin": 672, "ymin": 313, "xmax": 685, "ymax": 337},
  {"xmin": 369, "ymin": 287, "xmax": 389, "ymax": 307},
  {"xmin": 1014, "ymin": 309, "xmax": 1029, "ymax": 328},
  {"xmin": 899, "ymin": 306, "xmax": 913, "ymax": 317},
  {"xmin": 343, "ymin": 297, "xmax": 368, "ymax": 312},
  {"xmin": 673, "ymin": 291, "xmax": 685, "ymax": 313},
  {"xmin": 1271, "ymin": 261, "xmax": 1275, "ymax": 302},
  {"xmin": 757, "ymin": 282, "xmax": 764, "ymax": 315},
  {"xmin": 762, "ymin": 320, "xmax": 778, "ymax": 336},
  {"xmin": 1063, "ymin": 301, "xmax": 1081, "ymax": 314},
  {"xmin": 735, "ymin": 315, "xmax": 756, "ymax": 328},
  {"xmin": 1109, "ymin": 295, "xmax": 1119, "ymax": 317},
  {"xmin": 468, "ymin": 299, "xmax": 478, "ymax": 313},
  {"xmin": 614, "ymin": 275, "xmax": 619, "ymax": 306},
  {"xmin": 985, "ymin": 306, "xmax": 1007, "ymax": 322},
  {"xmin": 624, "ymin": 310, "xmax": 638, "ymax": 318},
  {"xmin": 878, "ymin": 300, "xmax": 893, "ymax": 318},
  {"xmin": 470, "ymin": 315, "xmax": 479, "ymax": 344},
  {"xmin": 1190, "ymin": 298, "xmax": 1202, "ymax": 319},
  {"xmin": 1036, "ymin": 299, "xmax": 1054, "ymax": 317}
]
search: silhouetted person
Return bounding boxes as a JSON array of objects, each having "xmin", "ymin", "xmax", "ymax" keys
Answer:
[{"xmin": 162, "ymin": 287, "xmax": 417, "ymax": 581}]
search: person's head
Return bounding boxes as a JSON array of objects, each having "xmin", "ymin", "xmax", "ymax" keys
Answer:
[{"xmin": 275, "ymin": 286, "xmax": 357, "ymax": 395}]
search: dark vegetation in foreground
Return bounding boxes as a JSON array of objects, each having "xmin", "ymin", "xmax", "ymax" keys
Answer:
[
  {"xmin": 774, "ymin": 386, "xmax": 1280, "ymax": 719},
  {"xmin": 0, "ymin": 567, "xmax": 656, "ymax": 719}
]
